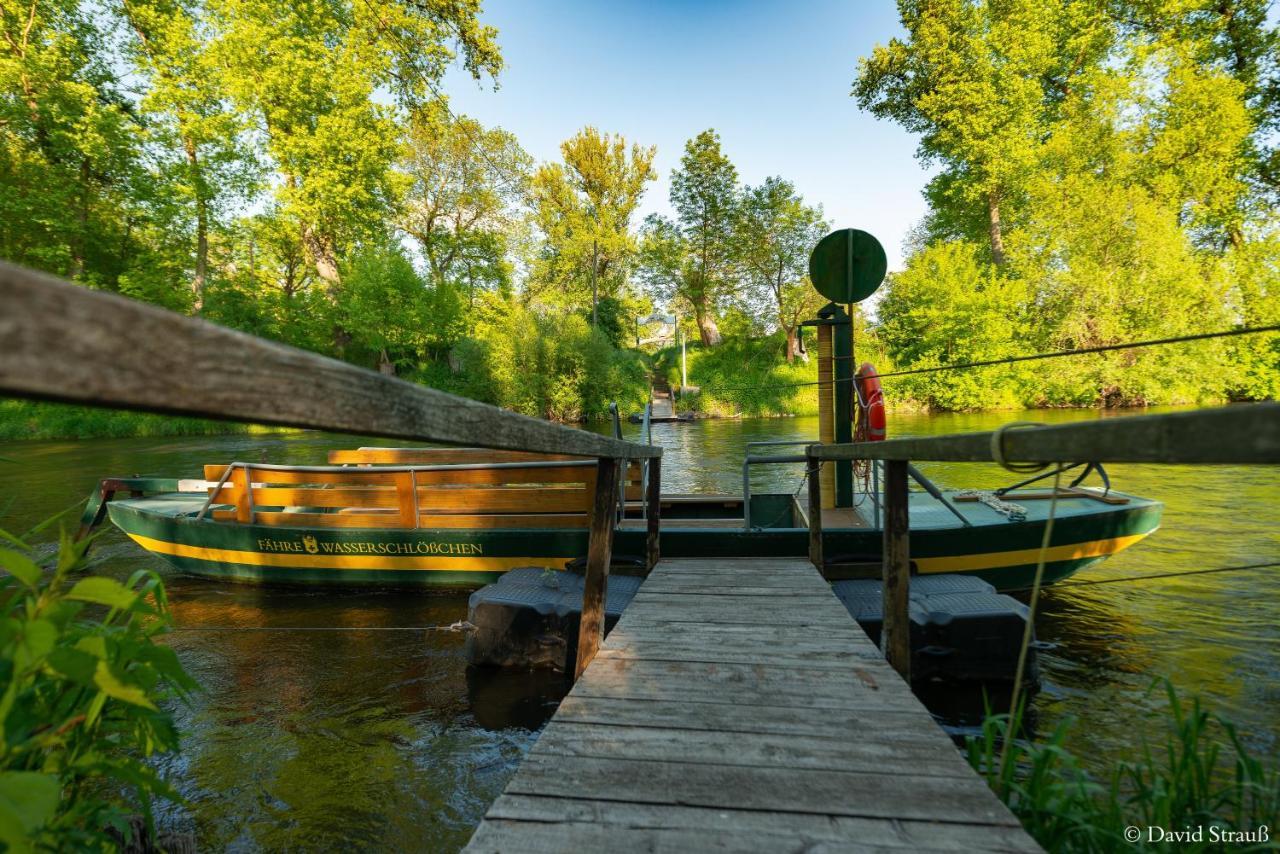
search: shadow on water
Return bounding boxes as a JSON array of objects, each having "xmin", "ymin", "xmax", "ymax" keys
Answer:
[{"xmin": 0, "ymin": 405, "xmax": 1276, "ymax": 850}]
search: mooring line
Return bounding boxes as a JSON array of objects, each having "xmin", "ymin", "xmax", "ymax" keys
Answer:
[{"xmin": 1006, "ymin": 561, "xmax": 1280, "ymax": 592}]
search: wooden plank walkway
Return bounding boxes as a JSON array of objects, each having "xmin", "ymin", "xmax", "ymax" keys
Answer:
[{"xmin": 465, "ymin": 557, "xmax": 1040, "ymax": 853}]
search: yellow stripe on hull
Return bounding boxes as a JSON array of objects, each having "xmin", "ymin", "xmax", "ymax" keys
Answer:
[
  {"xmin": 126, "ymin": 533, "xmax": 558, "ymax": 573},
  {"xmin": 914, "ymin": 532, "xmax": 1152, "ymax": 573}
]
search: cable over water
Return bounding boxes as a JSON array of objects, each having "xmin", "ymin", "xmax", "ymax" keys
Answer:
[{"xmin": 687, "ymin": 323, "xmax": 1280, "ymax": 394}]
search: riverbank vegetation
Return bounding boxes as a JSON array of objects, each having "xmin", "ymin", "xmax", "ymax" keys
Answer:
[
  {"xmin": 969, "ymin": 684, "xmax": 1279, "ymax": 852},
  {"xmin": 2, "ymin": 0, "xmax": 1277, "ymax": 440},
  {"xmin": 0, "ymin": 525, "xmax": 195, "ymax": 849},
  {"xmin": 0, "ymin": 401, "xmax": 278, "ymax": 443}
]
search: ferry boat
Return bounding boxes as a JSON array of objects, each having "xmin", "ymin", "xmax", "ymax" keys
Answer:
[{"xmin": 80, "ymin": 441, "xmax": 1162, "ymax": 593}]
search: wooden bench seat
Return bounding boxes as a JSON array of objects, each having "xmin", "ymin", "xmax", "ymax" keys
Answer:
[{"xmin": 202, "ymin": 458, "xmax": 627, "ymax": 529}]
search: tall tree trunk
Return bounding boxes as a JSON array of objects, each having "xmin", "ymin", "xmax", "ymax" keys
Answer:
[
  {"xmin": 69, "ymin": 157, "xmax": 90, "ymax": 279},
  {"xmin": 302, "ymin": 225, "xmax": 341, "ymax": 296},
  {"xmin": 783, "ymin": 325, "xmax": 800, "ymax": 363},
  {"xmin": 986, "ymin": 189, "xmax": 1007, "ymax": 267},
  {"xmin": 693, "ymin": 299, "xmax": 721, "ymax": 346},
  {"xmin": 378, "ymin": 348, "xmax": 396, "ymax": 376},
  {"xmin": 185, "ymin": 137, "xmax": 207, "ymax": 312}
]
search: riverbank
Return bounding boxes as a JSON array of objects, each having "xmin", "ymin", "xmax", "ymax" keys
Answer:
[{"xmin": 0, "ymin": 400, "xmax": 277, "ymax": 442}]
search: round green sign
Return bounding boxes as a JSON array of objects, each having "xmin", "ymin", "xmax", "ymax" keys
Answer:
[{"xmin": 808, "ymin": 228, "xmax": 887, "ymax": 304}]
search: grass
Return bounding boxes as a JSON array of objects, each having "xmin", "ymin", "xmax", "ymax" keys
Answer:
[
  {"xmin": 968, "ymin": 682, "xmax": 1279, "ymax": 852},
  {"xmin": 655, "ymin": 334, "xmax": 819, "ymax": 418},
  {"xmin": 0, "ymin": 400, "xmax": 283, "ymax": 442}
]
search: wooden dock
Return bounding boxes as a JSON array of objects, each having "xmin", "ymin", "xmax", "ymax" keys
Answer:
[{"xmin": 465, "ymin": 557, "xmax": 1039, "ymax": 852}]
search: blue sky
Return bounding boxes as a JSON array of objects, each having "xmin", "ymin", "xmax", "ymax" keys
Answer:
[{"xmin": 442, "ymin": 0, "xmax": 930, "ymax": 271}]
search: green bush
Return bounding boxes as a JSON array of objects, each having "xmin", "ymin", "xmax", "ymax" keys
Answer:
[
  {"xmin": 968, "ymin": 683, "xmax": 1279, "ymax": 852},
  {"xmin": 0, "ymin": 526, "xmax": 196, "ymax": 849},
  {"xmin": 407, "ymin": 292, "xmax": 649, "ymax": 422},
  {"xmin": 655, "ymin": 333, "xmax": 818, "ymax": 418}
]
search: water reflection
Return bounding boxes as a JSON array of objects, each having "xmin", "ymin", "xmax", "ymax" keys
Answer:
[{"xmin": 0, "ymin": 407, "xmax": 1277, "ymax": 849}]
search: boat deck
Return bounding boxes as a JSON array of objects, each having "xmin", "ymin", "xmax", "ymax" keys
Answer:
[{"xmin": 464, "ymin": 557, "xmax": 1039, "ymax": 852}]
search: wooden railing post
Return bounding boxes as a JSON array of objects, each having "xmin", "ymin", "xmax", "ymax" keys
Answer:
[
  {"xmin": 645, "ymin": 457, "xmax": 662, "ymax": 571},
  {"xmin": 807, "ymin": 451, "xmax": 823, "ymax": 572},
  {"xmin": 882, "ymin": 459, "xmax": 911, "ymax": 680},
  {"xmin": 575, "ymin": 456, "xmax": 621, "ymax": 680}
]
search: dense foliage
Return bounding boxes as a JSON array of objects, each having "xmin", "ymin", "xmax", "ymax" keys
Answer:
[
  {"xmin": 857, "ymin": 0, "xmax": 1280, "ymax": 410},
  {"xmin": 0, "ymin": 526, "xmax": 195, "ymax": 849},
  {"xmin": 0, "ymin": 0, "xmax": 649, "ymax": 429}
]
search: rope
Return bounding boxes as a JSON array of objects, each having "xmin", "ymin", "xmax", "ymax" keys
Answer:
[
  {"xmin": 954, "ymin": 490, "xmax": 1030, "ymax": 523},
  {"xmin": 686, "ymin": 324, "xmax": 1280, "ymax": 394},
  {"xmin": 998, "ymin": 467, "xmax": 1063, "ymax": 780},
  {"xmin": 990, "ymin": 422, "xmax": 1049, "ymax": 475},
  {"xmin": 751, "ymin": 461, "xmax": 823, "ymax": 531},
  {"xmin": 1004, "ymin": 561, "xmax": 1280, "ymax": 592}
]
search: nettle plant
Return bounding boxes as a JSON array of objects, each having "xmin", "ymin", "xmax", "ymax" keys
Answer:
[{"xmin": 0, "ymin": 526, "xmax": 195, "ymax": 850}]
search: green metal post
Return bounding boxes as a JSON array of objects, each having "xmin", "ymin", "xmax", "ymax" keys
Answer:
[{"xmin": 832, "ymin": 306, "xmax": 853, "ymax": 507}]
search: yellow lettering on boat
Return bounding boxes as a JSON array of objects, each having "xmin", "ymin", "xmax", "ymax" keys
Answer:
[{"xmin": 129, "ymin": 533, "xmax": 538, "ymax": 572}]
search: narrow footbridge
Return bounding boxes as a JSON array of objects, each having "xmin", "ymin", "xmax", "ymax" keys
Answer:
[{"xmin": 465, "ymin": 557, "xmax": 1039, "ymax": 852}]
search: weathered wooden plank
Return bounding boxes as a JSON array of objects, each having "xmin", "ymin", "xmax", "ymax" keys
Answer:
[
  {"xmin": 481, "ymin": 796, "xmax": 1039, "ymax": 852},
  {"xmin": 466, "ymin": 557, "xmax": 1038, "ymax": 852},
  {"xmin": 532, "ymin": 721, "xmax": 974, "ymax": 775},
  {"xmin": 571, "ymin": 658, "xmax": 921, "ymax": 711},
  {"xmin": 0, "ymin": 261, "xmax": 659, "ymax": 459},
  {"xmin": 549, "ymin": 695, "xmax": 942, "ymax": 738},
  {"xmin": 810, "ymin": 402, "xmax": 1279, "ymax": 465},
  {"xmin": 591, "ymin": 643, "xmax": 884, "ymax": 669},
  {"xmin": 504, "ymin": 755, "xmax": 1023, "ymax": 826}
]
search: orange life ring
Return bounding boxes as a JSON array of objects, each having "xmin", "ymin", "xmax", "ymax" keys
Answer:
[{"xmin": 855, "ymin": 363, "xmax": 886, "ymax": 441}]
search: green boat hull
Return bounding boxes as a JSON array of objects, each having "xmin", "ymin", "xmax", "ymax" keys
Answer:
[{"xmin": 105, "ymin": 490, "xmax": 1163, "ymax": 592}]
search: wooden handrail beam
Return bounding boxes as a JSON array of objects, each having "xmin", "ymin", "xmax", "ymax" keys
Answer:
[
  {"xmin": 810, "ymin": 403, "xmax": 1279, "ymax": 465},
  {"xmin": 0, "ymin": 262, "xmax": 660, "ymax": 460}
]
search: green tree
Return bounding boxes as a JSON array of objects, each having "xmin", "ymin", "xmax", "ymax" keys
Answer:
[
  {"xmin": 209, "ymin": 0, "xmax": 501, "ymax": 291},
  {"xmin": 339, "ymin": 244, "xmax": 444, "ymax": 374},
  {"xmin": 735, "ymin": 177, "xmax": 827, "ymax": 362},
  {"xmin": 0, "ymin": 0, "xmax": 145, "ymax": 281},
  {"xmin": 854, "ymin": 0, "xmax": 1112, "ymax": 264},
  {"xmin": 119, "ymin": 0, "xmax": 259, "ymax": 311},
  {"xmin": 399, "ymin": 103, "xmax": 531, "ymax": 305},
  {"xmin": 666, "ymin": 129, "xmax": 740, "ymax": 344},
  {"xmin": 1121, "ymin": 0, "xmax": 1280, "ymax": 217},
  {"xmin": 528, "ymin": 127, "xmax": 656, "ymax": 323}
]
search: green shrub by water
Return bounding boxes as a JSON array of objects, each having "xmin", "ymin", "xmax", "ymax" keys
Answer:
[
  {"xmin": 968, "ymin": 683, "xmax": 1279, "ymax": 852},
  {"xmin": 410, "ymin": 292, "xmax": 650, "ymax": 423},
  {"xmin": 0, "ymin": 522, "xmax": 196, "ymax": 849},
  {"xmin": 655, "ymin": 333, "xmax": 819, "ymax": 418}
]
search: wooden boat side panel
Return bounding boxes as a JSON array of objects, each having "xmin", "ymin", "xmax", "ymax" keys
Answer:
[
  {"xmin": 211, "ymin": 509, "xmax": 592, "ymax": 529},
  {"xmin": 202, "ymin": 464, "xmax": 600, "ymax": 486},
  {"xmin": 206, "ymin": 485, "xmax": 595, "ymax": 512}
]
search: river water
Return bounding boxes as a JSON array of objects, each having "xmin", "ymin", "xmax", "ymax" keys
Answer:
[{"xmin": 1, "ymin": 407, "xmax": 1276, "ymax": 850}]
